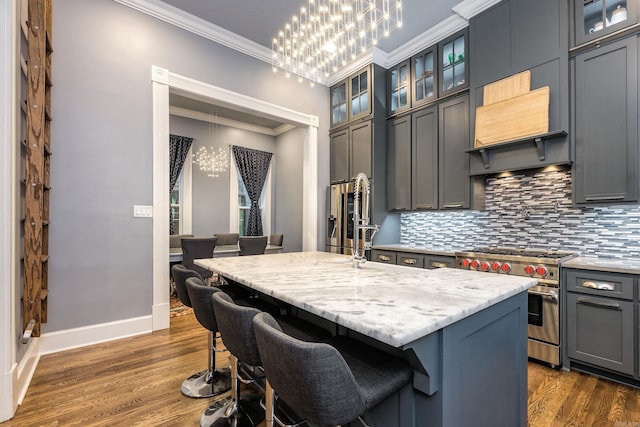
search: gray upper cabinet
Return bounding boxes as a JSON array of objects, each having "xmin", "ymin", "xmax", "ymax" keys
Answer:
[
  {"xmin": 330, "ymin": 128, "xmax": 350, "ymax": 183},
  {"xmin": 573, "ymin": 0, "xmax": 638, "ymax": 47},
  {"xmin": 350, "ymin": 120, "xmax": 372, "ymax": 181},
  {"xmin": 388, "ymin": 115, "xmax": 411, "ymax": 211},
  {"xmin": 573, "ymin": 36, "xmax": 638, "ymax": 204},
  {"xmin": 439, "ymin": 95, "xmax": 471, "ymax": 209},
  {"xmin": 412, "ymin": 106, "xmax": 439, "ymax": 210}
]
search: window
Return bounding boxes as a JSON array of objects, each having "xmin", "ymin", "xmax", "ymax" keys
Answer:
[
  {"xmin": 170, "ymin": 170, "xmax": 183, "ymax": 234},
  {"xmin": 230, "ymin": 154, "xmax": 273, "ymax": 237}
]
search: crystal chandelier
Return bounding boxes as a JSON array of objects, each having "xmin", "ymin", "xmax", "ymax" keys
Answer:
[
  {"xmin": 193, "ymin": 146, "xmax": 228, "ymax": 178},
  {"xmin": 272, "ymin": 0, "xmax": 403, "ymax": 84}
]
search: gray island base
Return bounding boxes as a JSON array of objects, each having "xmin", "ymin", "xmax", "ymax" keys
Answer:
[{"xmin": 195, "ymin": 251, "xmax": 536, "ymax": 427}]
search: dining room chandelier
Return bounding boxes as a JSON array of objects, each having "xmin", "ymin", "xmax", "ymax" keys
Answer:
[
  {"xmin": 272, "ymin": 0, "xmax": 403, "ymax": 84},
  {"xmin": 193, "ymin": 146, "xmax": 228, "ymax": 178}
]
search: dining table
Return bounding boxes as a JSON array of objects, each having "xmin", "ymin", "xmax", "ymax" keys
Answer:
[{"xmin": 169, "ymin": 244, "xmax": 283, "ymax": 263}]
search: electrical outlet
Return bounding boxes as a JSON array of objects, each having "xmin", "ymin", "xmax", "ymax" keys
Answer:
[{"xmin": 133, "ymin": 205, "xmax": 153, "ymax": 218}]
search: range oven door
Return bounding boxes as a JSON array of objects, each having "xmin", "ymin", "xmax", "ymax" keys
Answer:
[{"xmin": 527, "ymin": 285, "xmax": 560, "ymax": 346}]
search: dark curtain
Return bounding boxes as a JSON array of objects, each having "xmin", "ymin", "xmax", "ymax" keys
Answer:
[
  {"xmin": 169, "ymin": 134, "xmax": 194, "ymax": 234},
  {"xmin": 232, "ymin": 145, "xmax": 273, "ymax": 236}
]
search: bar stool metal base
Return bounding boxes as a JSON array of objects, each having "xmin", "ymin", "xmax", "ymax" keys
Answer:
[
  {"xmin": 200, "ymin": 393, "xmax": 264, "ymax": 427},
  {"xmin": 181, "ymin": 368, "xmax": 231, "ymax": 398}
]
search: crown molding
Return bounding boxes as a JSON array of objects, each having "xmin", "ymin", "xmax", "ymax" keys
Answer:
[
  {"xmin": 452, "ymin": 0, "xmax": 503, "ymax": 20},
  {"xmin": 112, "ymin": 0, "xmax": 272, "ymax": 63}
]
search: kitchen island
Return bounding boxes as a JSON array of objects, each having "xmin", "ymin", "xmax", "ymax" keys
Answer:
[{"xmin": 196, "ymin": 251, "xmax": 537, "ymax": 427}]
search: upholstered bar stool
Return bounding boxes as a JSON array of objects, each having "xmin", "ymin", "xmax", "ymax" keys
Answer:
[
  {"xmin": 253, "ymin": 312, "xmax": 413, "ymax": 427},
  {"xmin": 201, "ymin": 291, "xmax": 266, "ymax": 427},
  {"xmin": 183, "ymin": 276, "xmax": 232, "ymax": 400}
]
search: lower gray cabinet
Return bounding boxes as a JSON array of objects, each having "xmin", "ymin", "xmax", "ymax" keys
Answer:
[
  {"xmin": 566, "ymin": 292, "xmax": 634, "ymax": 376},
  {"xmin": 371, "ymin": 249, "xmax": 454, "ymax": 270},
  {"xmin": 371, "ymin": 250, "xmax": 397, "ymax": 265},
  {"xmin": 565, "ymin": 269, "xmax": 636, "ymax": 377}
]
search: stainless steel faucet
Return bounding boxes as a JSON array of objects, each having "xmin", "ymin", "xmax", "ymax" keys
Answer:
[{"xmin": 353, "ymin": 173, "xmax": 379, "ymax": 268}]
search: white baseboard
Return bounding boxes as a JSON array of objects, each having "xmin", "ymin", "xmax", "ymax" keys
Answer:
[
  {"xmin": 153, "ymin": 302, "xmax": 170, "ymax": 331},
  {"xmin": 13, "ymin": 338, "xmax": 39, "ymax": 406},
  {"xmin": 39, "ymin": 315, "xmax": 153, "ymax": 356}
]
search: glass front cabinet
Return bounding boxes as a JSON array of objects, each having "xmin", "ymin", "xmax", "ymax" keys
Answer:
[
  {"xmin": 574, "ymin": 0, "xmax": 637, "ymax": 45},
  {"xmin": 387, "ymin": 29, "xmax": 467, "ymax": 113},
  {"xmin": 412, "ymin": 46, "xmax": 437, "ymax": 108},
  {"xmin": 438, "ymin": 29, "xmax": 468, "ymax": 97},
  {"xmin": 388, "ymin": 60, "xmax": 410, "ymax": 114},
  {"xmin": 330, "ymin": 66, "xmax": 372, "ymax": 128}
]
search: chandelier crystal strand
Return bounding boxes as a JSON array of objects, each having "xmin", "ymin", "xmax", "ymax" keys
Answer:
[{"xmin": 272, "ymin": 0, "xmax": 402, "ymax": 85}]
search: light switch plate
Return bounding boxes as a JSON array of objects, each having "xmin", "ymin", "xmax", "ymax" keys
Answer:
[{"xmin": 133, "ymin": 205, "xmax": 153, "ymax": 218}]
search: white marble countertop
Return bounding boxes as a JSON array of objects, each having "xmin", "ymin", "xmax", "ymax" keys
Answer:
[
  {"xmin": 563, "ymin": 256, "xmax": 640, "ymax": 275},
  {"xmin": 372, "ymin": 243, "xmax": 467, "ymax": 256},
  {"xmin": 196, "ymin": 251, "xmax": 537, "ymax": 347}
]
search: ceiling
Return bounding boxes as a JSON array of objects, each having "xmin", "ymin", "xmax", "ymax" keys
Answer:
[{"xmin": 159, "ymin": 0, "xmax": 474, "ymax": 129}]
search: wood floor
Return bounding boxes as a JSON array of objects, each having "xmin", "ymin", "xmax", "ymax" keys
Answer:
[{"xmin": 3, "ymin": 311, "xmax": 640, "ymax": 426}]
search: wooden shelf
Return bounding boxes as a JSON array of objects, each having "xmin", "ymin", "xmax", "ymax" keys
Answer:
[{"xmin": 465, "ymin": 130, "xmax": 568, "ymax": 169}]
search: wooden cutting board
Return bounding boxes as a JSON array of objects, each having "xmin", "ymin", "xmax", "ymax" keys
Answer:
[
  {"xmin": 475, "ymin": 86, "xmax": 549, "ymax": 147},
  {"xmin": 483, "ymin": 70, "xmax": 531, "ymax": 106}
]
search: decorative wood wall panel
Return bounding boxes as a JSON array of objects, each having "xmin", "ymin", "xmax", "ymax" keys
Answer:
[{"xmin": 23, "ymin": 0, "xmax": 52, "ymax": 337}]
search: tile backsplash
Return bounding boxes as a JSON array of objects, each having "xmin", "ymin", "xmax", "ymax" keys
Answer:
[{"xmin": 400, "ymin": 168, "xmax": 640, "ymax": 258}]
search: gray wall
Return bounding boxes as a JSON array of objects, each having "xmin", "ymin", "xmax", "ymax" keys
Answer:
[
  {"xmin": 169, "ymin": 115, "xmax": 280, "ymax": 237},
  {"xmin": 47, "ymin": 0, "xmax": 329, "ymax": 332},
  {"xmin": 401, "ymin": 167, "xmax": 640, "ymax": 258}
]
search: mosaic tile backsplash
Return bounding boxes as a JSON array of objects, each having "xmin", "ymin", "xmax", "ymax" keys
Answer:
[{"xmin": 400, "ymin": 168, "xmax": 640, "ymax": 258}]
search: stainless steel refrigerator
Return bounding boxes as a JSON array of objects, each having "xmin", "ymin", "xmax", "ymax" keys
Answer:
[{"xmin": 326, "ymin": 182, "xmax": 369, "ymax": 255}]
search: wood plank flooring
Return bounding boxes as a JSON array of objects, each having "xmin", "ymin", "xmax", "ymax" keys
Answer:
[{"xmin": 3, "ymin": 311, "xmax": 640, "ymax": 426}]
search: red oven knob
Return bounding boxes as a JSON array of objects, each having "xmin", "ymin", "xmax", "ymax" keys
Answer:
[
  {"xmin": 524, "ymin": 265, "xmax": 535, "ymax": 276},
  {"xmin": 491, "ymin": 262, "xmax": 501, "ymax": 271},
  {"xmin": 470, "ymin": 259, "xmax": 480, "ymax": 269},
  {"xmin": 501, "ymin": 263, "xmax": 511, "ymax": 273},
  {"xmin": 480, "ymin": 262, "xmax": 490, "ymax": 272},
  {"xmin": 462, "ymin": 258, "xmax": 472, "ymax": 268},
  {"xmin": 536, "ymin": 266, "xmax": 549, "ymax": 277}
]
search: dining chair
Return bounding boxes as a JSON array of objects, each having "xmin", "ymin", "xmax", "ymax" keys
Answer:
[
  {"xmin": 239, "ymin": 236, "xmax": 268, "ymax": 256},
  {"xmin": 268, "ymin": 233, "xmax": 283, "ymax": 246},
  {"xmin": 181, "ymin": 237, "xmax": 217, "ymax": 281}
]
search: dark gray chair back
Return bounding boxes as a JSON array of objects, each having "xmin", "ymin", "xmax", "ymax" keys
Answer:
[
  {"xmin": 253, "ymin": 312, "xmax": 366, "ymax": 426},
  {"xmin": 239, "ymin": 236, "xmax": 268, "ymax": 256},
  {"xmin": 170, "ymin": 233, "xmax": 194, "ymax": 248},
  {"xmin": 181, "ymin": 237, "xmax": 217, "ymax": 279},
  {"xmin": 185, "ymin": 277, "xmax": 221, "ymax": 333},
  {"xmin": 171, "ymin": 264, "xmax": 202, "ymax": 307},
  {"xmin": 269, "ymin": 233, "xmax": 283, "ymax": 246},
  {"xmin": 214, "ymin": 233, "xmax": 239, "ymax": 246},
  {"xmin": 211, "ymin": 292, "xmax": 262, "ymax": 367}
]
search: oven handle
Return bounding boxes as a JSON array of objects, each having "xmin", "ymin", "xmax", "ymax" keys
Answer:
[{"xmin": 529, "ymin": 288, "xmax": 559, "ymax": 304}]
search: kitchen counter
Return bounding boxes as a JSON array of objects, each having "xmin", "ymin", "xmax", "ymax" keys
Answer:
[
  {"xmin": 196, "ymin": 251, "xmax": 535, "ymax": 347},
  {"xmin": 372, "ymin": 243, "xmax": 464, "ymax": 256},
  {"xmin": 563, "ymin": 256, "xmax": 640, "ymax": 275},
  {"xmin": 196, "ymin": 251, "xmax": 534, "ymax": 427}
]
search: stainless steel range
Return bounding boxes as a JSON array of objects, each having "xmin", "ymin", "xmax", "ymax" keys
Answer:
[{"xmin": 455, "ymin": 247, "xmax": 577, "ymax": 367}]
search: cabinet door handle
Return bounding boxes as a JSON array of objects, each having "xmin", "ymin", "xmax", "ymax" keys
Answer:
[
  {"xmin": 442, "ymin": 203, "xmax": 464, "ymax": 208},
  {"xmin": 431, "ymin": 262, "xmax": 448, "ymax": 268},
  {"xmin": 378, "ymin": 255, "xmax": 391, "ymax": 262},
  {"xmin": 585, "ymin": 195, "xmax": 625, "ymax": 201},
  {"xmin": 577, "ymin": 297, "xmax": 621, "ymax": 310},
  {"xmin": 402, "ymin": 258, "xmax": 417, "ymax": 265},
  {"xmin": 416, "ymin": 204, "xmax": 434, "ymax": 209},
  {"xmin": 581, "ymin": 281, "xmax": 615, "ymax": 291}
]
